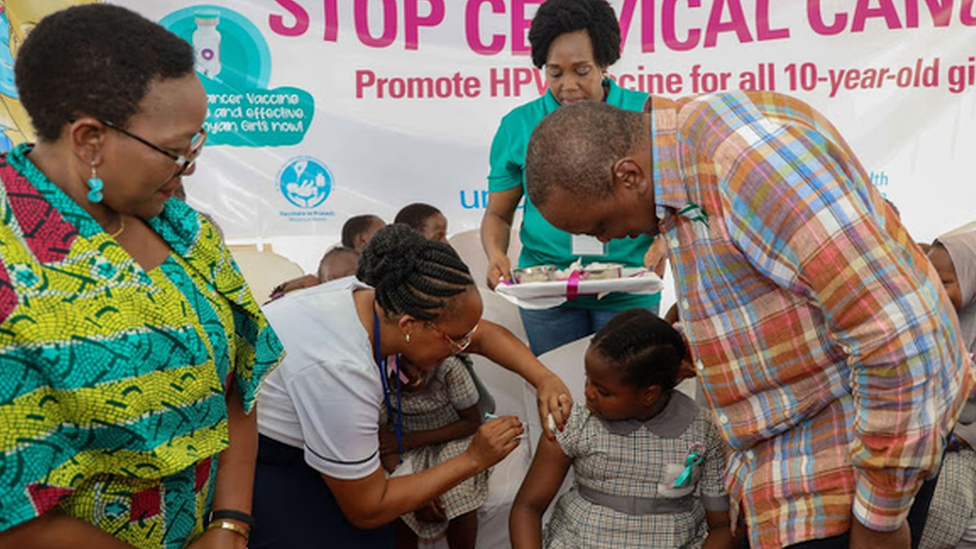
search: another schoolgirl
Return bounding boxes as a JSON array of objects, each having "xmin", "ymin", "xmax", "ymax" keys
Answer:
[{"xmin": 510, "ymin": 309, "xmax": 732, "ymax": 549}]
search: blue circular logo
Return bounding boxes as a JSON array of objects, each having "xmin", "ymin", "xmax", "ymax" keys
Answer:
[{"xmin": 277, "ymin": 157, "xmax": 333, "ymax": 209}]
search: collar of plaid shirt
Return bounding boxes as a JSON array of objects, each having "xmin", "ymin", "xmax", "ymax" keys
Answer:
[{"xmin": 647, "ymin": 97, "xmax": 688, "ymax": 220}]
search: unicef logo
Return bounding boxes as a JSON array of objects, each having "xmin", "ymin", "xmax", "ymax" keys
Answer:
[{"xmin": 277, "ymin": 156, "xmax": 333, "ymax": 209}]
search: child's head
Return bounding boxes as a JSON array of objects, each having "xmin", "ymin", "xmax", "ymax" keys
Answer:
[
  {"xmin": 584, "ymin": 309, "xmax": 686, "ymax": 421},
  {"xmin": 928, "ymin": 224, "xmax": 976, "ymax": 353},
  {"xmin": 928, "ymin": 242, "xmax": 964, "ymax": 313},
  {"xmin": 342, "ymin": 214, "xmax": 386, "ymax": 253},
  {"xmin": 317, "ymin": 246, "xmax": 359, "ymax": 282},
  {"xmin": 395, "ymin": 203, "xmax": 449, "ymax": 243}
]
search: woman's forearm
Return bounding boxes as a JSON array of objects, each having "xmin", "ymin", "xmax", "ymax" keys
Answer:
[
  {"xmin": 481, "ymin": 210, "xmax": 513, "ymax": 259},
  {"xmin": 327, "ymin": 449, "xmax": 483, "ymax": 529},
  {"xmin": 468, "ymin": 321, "xmax": 572, "ymax": 433},
  {"xmin": 0, "ymin": 512, "xmax": 135, "ymax": 549},
  {"xmin": 469, "ymin": 321, "xmax": 553, "ymax": 387},
  {"xmin": 329, "ymin": 416, "xmax": 522, "ymax": 529},
  {"xmin": 211, "ymin": 380, "xmax": 257, "ymax": 516}
]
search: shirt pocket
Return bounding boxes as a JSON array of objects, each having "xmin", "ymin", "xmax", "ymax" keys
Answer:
[{"xmin": 657, "ymin": 461, "xmax": 701, "ymax": 499}]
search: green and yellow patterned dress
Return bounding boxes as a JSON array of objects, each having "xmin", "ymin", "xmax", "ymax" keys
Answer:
[{"xmin": 0, "ymin": 143, "xmax": 283, "ymax": 548}]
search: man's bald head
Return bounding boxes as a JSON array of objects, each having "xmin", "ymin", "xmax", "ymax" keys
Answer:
[{"xmin": 525, "ymin": 101, "xmax": 647, "ymax": 208}]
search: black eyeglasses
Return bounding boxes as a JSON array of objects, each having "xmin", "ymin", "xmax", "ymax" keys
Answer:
[{"xmin": 100, "ymin": 119, "xmax": 207, "ymax": 176}]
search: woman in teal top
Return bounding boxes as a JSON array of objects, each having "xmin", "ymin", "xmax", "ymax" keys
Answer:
[{"xmin": 480, "ymin": 0, "xmax": 662, "ymax": 356}]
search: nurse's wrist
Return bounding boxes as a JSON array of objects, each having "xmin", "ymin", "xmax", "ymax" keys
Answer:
[{"xmin": 460, "ymin": 445, "xmax": 490, "ymax": 474}]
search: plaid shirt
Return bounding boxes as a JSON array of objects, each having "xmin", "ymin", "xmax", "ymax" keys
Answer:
[{"xmin": 650, "ymin": 92, "xmax": 975, "ymax": 549}]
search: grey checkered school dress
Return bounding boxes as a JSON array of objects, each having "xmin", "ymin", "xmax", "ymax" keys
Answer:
[
  {"xmin": 383, "ymin": 356, "xmax": 490, "ymax": 540},
  {"xmin": 544, "ymin": 392, "xmax": 729, "ymax": 549},
  {"xmin": 920, "ymin": 448, "xmax": 976, "ymax": 549}
]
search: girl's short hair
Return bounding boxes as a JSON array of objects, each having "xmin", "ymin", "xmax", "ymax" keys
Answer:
[
  {"xmin": 394, "ymin": 203, "xmax": 442, "ymax": 232},
  {"xmin": 341, "ymin": 215, "xmax": 384, "ymax": 248},
  {"xmin": 590, "ymin": 309, "xmax": 686, "ymax": 391}
]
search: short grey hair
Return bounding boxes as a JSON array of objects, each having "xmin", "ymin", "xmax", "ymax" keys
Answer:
[{"xmin": 525, "ymin": 101, "xmax": 646, "ymax": 208}]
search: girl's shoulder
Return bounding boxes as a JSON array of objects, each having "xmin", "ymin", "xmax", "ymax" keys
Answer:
[
  {"xmin": 671, "ymin": 391, "xmax": 710, "ymax": 426},
  {"xmin": 436, "ymin": 355, "xmax": 476, "ymax": 390},
  {"xmin": 553, "ymin": 405, "xmax": 605, "ymax": 455},
  {"xmin": 676, "ymin": 393, "xmax": 726, "ymax": 447},
  {"xmin": 421, "ymin": 356, "xmax": 479, "ymax": 408},
  {"xmin": 566, "ymin": 403, "xmax": 597, "ymax": 429},
  {"xmin": 440, "ymin": 354, "xmax": 472, "ymax": 375}
]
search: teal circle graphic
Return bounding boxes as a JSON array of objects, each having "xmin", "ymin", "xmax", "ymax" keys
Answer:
[
  {"xmin": 277, "ymin": 157, "xmax": 334, "ymax": 209},
  {"xmin": 159, "ymin": 5, "xmax": 271, "ymax": 90}
]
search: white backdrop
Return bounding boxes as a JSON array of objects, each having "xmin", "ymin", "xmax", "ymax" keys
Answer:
[{"xmin": 103, "ymin": 0, "xmax": 975, "ymax": 269}]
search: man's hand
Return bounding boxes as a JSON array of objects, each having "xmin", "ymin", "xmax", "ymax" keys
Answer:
[{"xmin": 644, "ymin": 236, "xmax": 667, "ymax": 273}]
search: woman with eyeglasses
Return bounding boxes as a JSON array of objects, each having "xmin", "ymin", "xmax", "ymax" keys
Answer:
[
  {"xmin": 252, "ymin": 224, "xmax": 572, "ymax": 548},
  {"xmin": 0, "ymin": 5, "xmax": 283, "ymax": 549}
]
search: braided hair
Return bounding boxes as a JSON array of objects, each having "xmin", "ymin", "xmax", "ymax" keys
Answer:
[
  {"xmin": 357, "ymin": 225, "xmax": 474, "ymax": 321},
  {"xmin": 590, "ymin": 309, "xmax": 686, "ymax": 391}
]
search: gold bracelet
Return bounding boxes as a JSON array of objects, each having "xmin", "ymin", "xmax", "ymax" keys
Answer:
[{"xmin": 207, "ymin": 519, "xmax": 250, "ymax": 541}]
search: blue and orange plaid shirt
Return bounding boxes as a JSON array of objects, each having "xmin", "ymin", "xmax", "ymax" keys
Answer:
[{"xmin": 650, "ymin": 92, "xmax": 974, "ymax": 549}]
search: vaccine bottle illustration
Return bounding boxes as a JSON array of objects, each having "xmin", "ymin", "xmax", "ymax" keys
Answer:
[{"xmin": 192, "ymin": 10, "xmax": 221, "ymax": 78}]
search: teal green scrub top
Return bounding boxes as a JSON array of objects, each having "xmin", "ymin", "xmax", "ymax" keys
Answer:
[{"xmin": 487, "ymin": 79, "xmax": 660, "ymax": 311}]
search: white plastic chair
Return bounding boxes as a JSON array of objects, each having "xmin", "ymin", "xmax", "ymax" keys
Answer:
[
  {"xmin": 228, "ymin": 248, "xmax": 306, "ymax": 304},
  {"xmin": 474, "ymin": 287, "xmax": 529, "ymax": 418},
  {"xmin": 449, "ymin": 228, "xmax": 521, "ymax": 289},
  {"xmin": 479, "ymin": 287, "xmax": 527, "ymax": 342}
]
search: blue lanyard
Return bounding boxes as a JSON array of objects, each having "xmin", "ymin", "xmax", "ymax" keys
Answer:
[{"xmin": 373, "ymin": 310, "xmax": 403, "ymax": 462}]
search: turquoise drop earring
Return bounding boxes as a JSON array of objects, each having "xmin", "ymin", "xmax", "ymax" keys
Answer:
[{"xmin": 87, "ymin": 163, "xmax": 104, "ymax": 203}]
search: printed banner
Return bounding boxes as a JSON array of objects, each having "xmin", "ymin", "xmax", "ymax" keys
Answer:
[{"xmin": 3, "ymin": 0, "xmax": 975, "ymax": 246}]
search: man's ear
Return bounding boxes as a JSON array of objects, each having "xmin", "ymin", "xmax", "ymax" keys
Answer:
[{"xmin": 613, "ymin": 157, "xmax": 649, "ymax": 195}]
